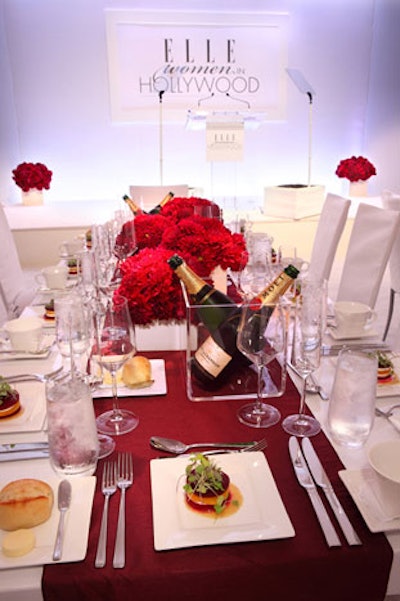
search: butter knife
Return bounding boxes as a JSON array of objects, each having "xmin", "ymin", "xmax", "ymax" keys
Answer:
[
  {"xmin": 302, "ymin": 438, "xmax": 361, "ymax": 546},
  {"xmin": 289, "ymin": 437, "xmax": 341, "ymax": 547},
  {"xmin": 53, "ymin": 479, "xmax": 72, "ymax": 561}
]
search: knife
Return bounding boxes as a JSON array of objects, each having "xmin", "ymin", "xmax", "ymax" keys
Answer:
[
  {"xmin": 0, "ymin": 449, "xmax": 49, "ymax": 462},
  {"xmin": 301, "ymin": 438, "xmax": 362, "ymax": 545},
  {"xmin": 289, "ymin": 436, "xmax": 341, "ymax": 547},
  {"xmin": 0, "ymin": 442, "xmax": 49, "ymax": 454},
  {"xmin": 53, "ymin": 479, "xmax": 72, "ymax": 561}
]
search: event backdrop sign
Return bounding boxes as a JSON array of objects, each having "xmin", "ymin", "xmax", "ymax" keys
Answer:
[{"xmin": 106, "ymin": 10, "xmax": 289, "ymax": 124}]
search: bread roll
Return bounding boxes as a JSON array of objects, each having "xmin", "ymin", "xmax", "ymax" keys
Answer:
[
  {"xmin": 2, "ymin": 528, "xmax": 36, "ymax": 557},
  {"xmin": 0, "ymin": 479, "xmax": 54, "ymax": 531},
  {"xmin": 122, "ymin": 356, "xmax": 153, "ymax": 388}
]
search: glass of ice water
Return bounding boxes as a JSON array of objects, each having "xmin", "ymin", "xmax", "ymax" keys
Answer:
[
  {"xmin": 327, "ymin": 348, "xmax": 377, "ymax": 448},
  {"xmin": 46, "ymin": 376, "xmax": 99, "ymax": 476}
]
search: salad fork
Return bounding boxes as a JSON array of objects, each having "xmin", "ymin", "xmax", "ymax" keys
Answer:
[
  {"xmin": 95, "ymin": 461, "xmax": 117, "ymax": 568},
  {"xmin": 113, "ymin": 453, "xmax": 134, "ymax": 569},
  {"xmin": 5, "ymin": 366, "xmax": 63, "ymax": 384}
]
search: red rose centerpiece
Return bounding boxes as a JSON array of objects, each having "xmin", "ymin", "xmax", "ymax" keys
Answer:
[
  {"xmin": 335, "ymin": 156, "xmax": 376, "ymax": 197},
  {"xmin": 12, "ymin": 162, "xmax": 52, "ymax": 205},
  {"xmin": 116, "ymin": 197, "xmax": 247, "ymax": 327}
]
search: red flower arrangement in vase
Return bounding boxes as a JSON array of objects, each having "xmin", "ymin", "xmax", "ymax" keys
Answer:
[
  {"xmin": 116, "ymin": 197, "xmax": 247, "ymax": 326},
  {"xmin": 12, "ymin": 162, "xmax": 52, "ymax": 192},
  {"xmin": 335, "ymin": 156, "xmax": 376, "ymax": 182}
]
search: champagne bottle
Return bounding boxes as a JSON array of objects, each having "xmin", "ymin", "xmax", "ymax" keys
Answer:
[
  {"xmin": 148, "ymin": 191, "xmax": 174, "ymax": 214},
  {"xmin": 192, "ymin": 264, "xmax": 299, "ymax": 386},
  {"xmin": 122, "ymin": 194, "xmax": 143, "ymax": 216},
  {"xmin": 168, "ymin": 254, "xmax": 236, "ymax": 332}
]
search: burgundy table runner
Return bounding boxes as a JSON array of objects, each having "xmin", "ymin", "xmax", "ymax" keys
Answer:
[{"xmin": 42, "ymin": 351, "xmax": 393, "ymax": 601}]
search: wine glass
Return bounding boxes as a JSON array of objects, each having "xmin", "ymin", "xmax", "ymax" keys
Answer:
[
  {"xmin": 236, "ymin": 298, "xmax": 286, "ymax": 428},
  {"xmin": 93, "ymin": 295, "xmax": 138, "ymax": 436},
  {"xmin": 282, "ymin": 279, "xmax": 324, "ymax": 437},
  {"xmin": 112, "ymin": 216, "xmax": 137, "ymax": 284},
  {"xmin": 55, "ymin": 292, "xmax": 91, "ymax": 377}
]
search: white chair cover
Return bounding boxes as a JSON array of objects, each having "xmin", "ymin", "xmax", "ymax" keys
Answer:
[
  {"xmin": 0, "ymin": 203, "xmax": 35, "ymax": 324},
  {"xmin": 382, "ymin": 190, "xmax": 400, "ymax": 292},
  {"xmin": 336, "ymin": 202, "xmax": 400, "ymax": 308},
  {"xmin": 308, "ymin": 193, "xmax": 351, "ymax": 282}
]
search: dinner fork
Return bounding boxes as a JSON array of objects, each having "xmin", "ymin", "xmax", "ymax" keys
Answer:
[
  {"xmin": 5, "ymin": 366, "xmax": 63, "ymax": 384},
  {"xmin": 205, "ymin": 438, "xmax": 268, "ymax": 455},
  {"xmin": 113, "ymin": 452, "xmax": 134, "ymax": 569},
  {"xmin": 375, "ymin": 405, "xmax": 400, "ymax": 434},
  {"xmin": 95, "ymin": 461, "xmax": 117, "ymax": 568}
]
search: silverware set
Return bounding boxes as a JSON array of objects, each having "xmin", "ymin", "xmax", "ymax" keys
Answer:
[
  {"xmin": 289, "ymin": 436, "xmax": 361, "ymax": 547},
  {"xmin": 95, "ymin": 452, "xmax": 133, "ymax": 569}
]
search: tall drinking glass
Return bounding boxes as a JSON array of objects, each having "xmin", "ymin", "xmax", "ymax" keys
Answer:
[
  {"xmin": 93, "ymin": 295, "xmax": 138, "ymax": 435},
  {"xmin": 327, "ymin": 348, "xmax": 377, "ymax": 448},
  {"xmin": 282, "ymin": 279, "xmax": 324, "ymax": 437},
  {"xmin": 236, "ymin": 299, "xmax": 286, "ymax": 428}
]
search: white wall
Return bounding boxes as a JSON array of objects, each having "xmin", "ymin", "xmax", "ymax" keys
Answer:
[{"xmin": 0, "ymin": 0, "xmax": 398, "ymax": 208}]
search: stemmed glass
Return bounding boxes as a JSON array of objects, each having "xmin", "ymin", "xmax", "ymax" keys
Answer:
[
  {"xmin": 55, "ymin": 292, "xmax": 91, "ymax": 377},
  {"xmin": 93, "ymin": 295, "xmax": 139, "ymax": 436},
  {"xmin": 236, "ymin": 299, "xmax": 286, "ymax": 428},
  {"xmin": 282, "ymin": 279, "xmax": 324, "ymax": 437},
  {"xmin": 112, "ymin": 216, "xmax": 136, "ymax": 284}
]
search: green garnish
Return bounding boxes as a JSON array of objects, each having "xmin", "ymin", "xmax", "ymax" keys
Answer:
[
  {"xmin": 184, "ymin": 453, "xmax": 231, "ymax": 514},
  {"xmin": 0, "ymin": 377, "xmax": 12, "ymax": 398},
  {"xmin": 376, "ymin": 351, "xmax": 393, "ymax": 369}
]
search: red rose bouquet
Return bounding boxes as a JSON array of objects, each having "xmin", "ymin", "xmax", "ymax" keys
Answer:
[
  {"xmin": 12, "ymin": 162, "xmax": 53, "ymax": 192},
  {"xmin": 117, "ymin": 197, "xmax": 247, "ymax": 326},
  {"xmin": 335, "ymin": 156, "xmax": 376, "ymax": 182}
]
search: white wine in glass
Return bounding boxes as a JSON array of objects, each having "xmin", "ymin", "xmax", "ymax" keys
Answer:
[{"xmin": 94, "ymin": 295, "xmax": 138, "ymax": 436}]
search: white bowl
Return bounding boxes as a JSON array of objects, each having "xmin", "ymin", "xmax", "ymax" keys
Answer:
[{"xmin": 368, "ymin": 440, "xmax": 400, "ymax": 517}]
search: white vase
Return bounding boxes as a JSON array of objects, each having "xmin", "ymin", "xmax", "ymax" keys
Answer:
[
  {"xmin": 22, "ymin": 188, "xmax": 44, "ymax": 206},
  {"xmin": 349, "ymin": 180, "xmax": 368, "ymax": 197}
]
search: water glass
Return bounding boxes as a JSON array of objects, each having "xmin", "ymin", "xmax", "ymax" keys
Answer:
[
  {"xmin": 46, "ymin": 376, "xmax": 99, "ymax": 476},
  {"xmin": 327, "ymin": 348, "xmax": 377, "ymax": 448}
]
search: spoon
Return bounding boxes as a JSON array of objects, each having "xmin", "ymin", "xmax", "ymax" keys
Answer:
[{"xmin": 150, "ymin": 436, "xmax": 257, "ymax": 454}]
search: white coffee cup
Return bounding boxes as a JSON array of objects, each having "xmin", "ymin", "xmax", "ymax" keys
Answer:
[
  {"xmin": 368, "ymin": 440, "xmax": 400, "ymax": 517},
  {"xmin": 35, "ymin": 265, "xmax": 68, "ymax": 290},
  {"xmin": 334, "ymin": 301, "xmax": 376, "ymax": 337},
  {"xmin": 3, "ymin": 316, "xmax": 44, "ymax": 352}
]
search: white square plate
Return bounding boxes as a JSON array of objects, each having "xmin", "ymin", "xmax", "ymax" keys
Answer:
[
  {"xmin": 0, "ymin": 459, "xmax": 96, "ymax": 568},
  {"xmin": 339, "ymin": 468, "xmax": 400, "ymax": 533},
  {"xmin": 150, "ymin": 451, "xmax": 295, "ymax": 551},
  {"xmin": 0, "ymin": 381, "xmax": 46, "ymax": 434},
  {"xmin": 92, "ymin": 359, "xmax": 167, "ymax": 398}
]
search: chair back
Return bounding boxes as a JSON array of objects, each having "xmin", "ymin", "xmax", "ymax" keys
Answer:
[
  {"xmin": 336, "ymin": 202, "xmax": 400, "ymax": 308},
  {"xmin": 308, "ymin": 193, "xmax": 351, "ymax": 282},
  {"xmin": 0, "ymin": 203, "xmax": 35, "ymax": 323},
  {"xmin": 382, "ymin": 190, "xmax": 400, "ymax": 292}
]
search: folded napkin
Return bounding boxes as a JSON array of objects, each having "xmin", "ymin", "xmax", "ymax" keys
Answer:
[{"xmin": 308, "ymin": 193, "xmax": 350, "ymax": 282}]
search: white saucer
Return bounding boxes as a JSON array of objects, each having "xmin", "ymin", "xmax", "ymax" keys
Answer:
[{"xmin": 328, "ymin": 327, "xmax": 378, "ymax": 341}]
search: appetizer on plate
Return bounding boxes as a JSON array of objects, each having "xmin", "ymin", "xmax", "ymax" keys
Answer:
[
  {"xmin": 0, "ymin": 377, "xmax": 21, "ymax": 419},
  {"xmin": 183, "ymin": 453, "xmax": 241, "ymax": 517}
]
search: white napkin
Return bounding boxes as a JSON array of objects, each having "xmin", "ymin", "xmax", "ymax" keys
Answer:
[
  {"xmin": 308, "ymin": 193, "xmax": 351, "ymax": 282},
  {"xmin": 336, "ymin": 202, "xmax": 400, "ymax": 308},
  {"xmin": 382, "ymin": 190, "xmax": 400, "ymax": 292}
]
